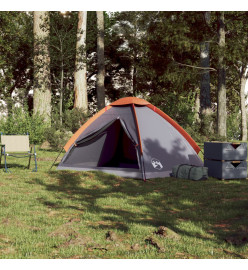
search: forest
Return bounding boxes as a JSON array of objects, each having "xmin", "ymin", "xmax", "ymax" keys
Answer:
[
  {"xmin": 0, "ymin": 11, "xmax": 248, "ymax": 147},
  {"xmin": 1, "ymin": 11, "xmax": 248, "ymax": 261}
]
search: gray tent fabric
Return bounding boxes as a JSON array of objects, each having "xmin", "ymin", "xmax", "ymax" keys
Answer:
[
  {"xmin": 58, "ymin": 116, "xmax": 142, "ymax": 178},
  {"xmin": 57, "ymin": 98, "xmax": 203, "ymax": 180},
  {"xmin": 135, "ymin": 106, "xmax": 203, "ymax": 178},
  {"xmin": 75, "ymin": 106, "xmax": 139, "ymax": 147}
]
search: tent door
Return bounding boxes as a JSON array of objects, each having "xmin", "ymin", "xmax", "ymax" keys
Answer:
[{"xmin": 95, "ymin": 119, "xmax": 139, "ymax": 169}]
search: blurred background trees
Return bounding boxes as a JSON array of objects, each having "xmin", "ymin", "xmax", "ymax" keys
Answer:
[{"xmin": 1, "ymin": 11, "xmax": 248, "ymax": 147}]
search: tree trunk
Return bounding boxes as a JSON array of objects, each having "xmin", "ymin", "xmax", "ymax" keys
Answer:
[
  {"xmin": 96, "ymin": 11, "xmax": 105, "ymax": 110},
  {"xmin": 60, "ymin": 64, "xmax": 64, "ymax": 125},
  {"xmin": 132, "ymin": 66, "xmax": 137, "ymax": 96},
  {"xmin": 74, "ymin": 11, "xmax": 88, "ymax": 113},
  {"xmin": 194, "ymin": 91, "xmax": 200, "ymax": 123},
  {"xmin": 200, "ymin": 12, "xmax": 211, "ymax": 115},
  {"xmin": 240, "ymin": 70, "xmax": 247, "ymax": 141},
  {"xmin": 200, "ymin": 12, "xmax": 213, "ymax": 135},
  {"xmin": 33, "ymin": 11, "xmax": 51, "ymax": 123},
  {"xmin": 217, "ymin": 11, "xmax": 227, "ymax": 138}
]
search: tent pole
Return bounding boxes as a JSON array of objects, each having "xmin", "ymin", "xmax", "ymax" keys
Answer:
[{"xmin": 132, "ymin": 104, "xmax": 146, "ymax": 181}]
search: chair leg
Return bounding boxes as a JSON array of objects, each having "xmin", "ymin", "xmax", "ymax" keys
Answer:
[
  {"xmin": 28, "ymin": 146, "xmax": 32, "ymax": 169},
  {"xmin": 33, "ymin": 145, "xmax": 37, "ymax": 172},
  {"xmin": 1, "ymin": 146, "xmax": 10, "ymax": 173},
  {"xmin": 4, "ymin": 154, "xmax": 10, "ymax": 173}
]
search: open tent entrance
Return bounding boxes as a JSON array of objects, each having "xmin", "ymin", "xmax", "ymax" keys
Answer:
[{"xmin": 97, "ymin": 119, "xmax": 139, "ymax": 169}]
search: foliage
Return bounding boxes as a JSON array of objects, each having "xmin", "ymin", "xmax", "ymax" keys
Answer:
[
  {"xmin": 1, "ymin": 11, "xmax": 248, "ymax": 140},
  {"xmin": 45, "ymin": 128, "xmax": 73, "ymax": 150},
  {"xmin": 45, "ymin": 107, "xmax": 88, "ymax": 149},
  {"xmin": 0, "ymin": 12, "xmax": 33, "ymax": 113},
  {"xmin": 226, "ymin": 107, "xmax": 242, "ymax": 141},
  {"xmin": 148, "ymin": 90, "xmax": 196, "ymax": 127},
  {"xmin": 0, "ymin": 107, "xmax": 47, "ymax": 144},
  {"xmin": 49, "ymin": 11, "xmax": 78, "ymax": 111}
]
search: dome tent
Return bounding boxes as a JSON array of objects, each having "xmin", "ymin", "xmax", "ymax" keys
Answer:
[{"xmin": 57, "ymin": 97, "xmax": 203, "ymax": 180}]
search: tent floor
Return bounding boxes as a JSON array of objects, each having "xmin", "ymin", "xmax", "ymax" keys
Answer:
[{"xmin": 57, "ymin": 165, "xmax": 172, "ymax": 179}]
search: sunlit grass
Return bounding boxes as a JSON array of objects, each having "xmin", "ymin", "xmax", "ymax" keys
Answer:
[{"xmin": 0, "ymin": 148, "xmax": 248, "ymax": 258}]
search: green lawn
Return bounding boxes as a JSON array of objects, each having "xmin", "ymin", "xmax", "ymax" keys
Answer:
[{"xmin": 0, "ymin": 148, "xmax": 248, "ymax": 259}]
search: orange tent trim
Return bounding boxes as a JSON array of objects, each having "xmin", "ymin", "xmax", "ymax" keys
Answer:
[
  {"xmin": 63, "ymin": 97, "xmax": 200, "ymax": 154},
  {"xmin": 64, "ymin": 105, "xmax": 112, "ymax": 152},
  {"xmin": 111, "ymin": 97, "xmax": 150, "ymax": 106}
]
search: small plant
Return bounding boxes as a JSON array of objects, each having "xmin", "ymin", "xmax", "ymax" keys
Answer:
[
  {"xmin": 0, "ymin": 107, "xmax": 48, "ymax": 144},
  {"xmin": 45, "ymin": 108, "xmax": 88, "ymax": 149}
]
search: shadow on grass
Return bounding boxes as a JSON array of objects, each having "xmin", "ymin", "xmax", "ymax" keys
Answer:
[
  {"xmin": 28, "ymin": 139, "xmax": 248, "ymax": 247},
  {"xmin": 28, "ymin": 169, "xmax": 248, "ymax": 246}
]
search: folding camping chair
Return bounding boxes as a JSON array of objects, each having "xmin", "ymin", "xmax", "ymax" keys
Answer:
[{"xmin": 0, "ymin": 133, "xmax": 37, "ymax": 172}]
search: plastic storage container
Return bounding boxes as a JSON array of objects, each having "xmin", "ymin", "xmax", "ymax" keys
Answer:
[
  {"xmin": 204, "ymin": 160, "xmax": 247, "ymax": 179},
  {"xmin": 204, "ymin": 142, "xmax": 247, "ymax": 161}
]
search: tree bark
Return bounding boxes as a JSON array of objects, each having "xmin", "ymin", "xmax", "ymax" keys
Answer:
[
  {"xmin": 60, "ymin": 64, "xmax": 64, "ymax": 125},
  {"xmin": 217, "ymin": 11, "xmax": 227, "ymax": 138},
  {"xmin": 194, "ymin": 91, "xmax": 200, "ymax": 122},
  {"xmin": 96, "ymin": 11, "xmax": 105, "ymax": 110},
  {"xmin": 33, "ymin": 11, "xmax": 51, "ymax": 123},
  {"xmin": 240, "ymin": 69, "xmax": 247, "ymax": 141},
  {"xmin": 74, "ymin": 11, "xmax": 88, "ymax": 113},
  {"xmin": 200, "ymin": 11, "xmax": 211, "ymax": 116}
]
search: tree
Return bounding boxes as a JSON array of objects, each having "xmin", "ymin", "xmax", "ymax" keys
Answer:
[
  {"xmin": 50, "ymin": 11, "xmax": 78, "ymax": 122},
  {"xmin": 33, "ymin": 11, "xmax": 51, "ymax": 123},
  {"xmin": 0, "ymin": 12, "xmax": 33, "ymax": 114},
  {"xmin": 200, "ymin": 12, "xmax": 212, "ymax": 116},
  {"xmin": 239, "ymin": 65, "xmax": 248, "ymax": 140},
  {"xmin": 73, "ymin": 11, "xmax": 88, "ymax": 113},
  {"xmin": 225, "ymin": 12, "xmax": 248, "ymax": 141},
  {"xmin": 96, "ymin": 11, "xmax": 105, "ymax": 110},
  {"xmin": 217, "ymin": 11, "xmax": 226, "ymax": 138}
]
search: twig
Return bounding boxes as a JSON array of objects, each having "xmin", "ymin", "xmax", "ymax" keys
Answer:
[{"xmin": 174, "ymin": 61, "xmax": 217, "ymax": 71}]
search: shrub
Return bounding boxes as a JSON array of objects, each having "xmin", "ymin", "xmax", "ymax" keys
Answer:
[
  {"xmin": 0, "ymin": 107, "xmax": 47, "ymax": 144},
  {"xmin": 45, "ymin": 128, "xmax": 73, "ymax": 149},
  {"xmin": 45, "ymin": 108, "xmax": 88, "ymax": 149},
  {"xmin": 149, "ymin": 91, "xmax": 196, "ymax": 128}
]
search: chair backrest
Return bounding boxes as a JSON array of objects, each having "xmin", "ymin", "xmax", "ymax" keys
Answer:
[{"xmin": 1, "ymin": 135, "xmax": 30, "ymax": 152}]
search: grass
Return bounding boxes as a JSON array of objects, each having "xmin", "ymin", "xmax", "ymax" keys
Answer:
[{"xmin": 0, "ymin": 148, "xmax": 248, "ymax": 259}]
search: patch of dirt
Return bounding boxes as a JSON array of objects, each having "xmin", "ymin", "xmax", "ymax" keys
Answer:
[
  {"xmin": 1, "ymin": 217, "xmax": 26, "ymax": 228},
  {"xmin": 29, "ymin": 226, "xmax": 41, "ymax": 233},
  {"xmin": 87, "ymin": 246, "xmax": 108, "ymax": 252},
  {"xmin": 213, "ymin": 223, "xmax": 231, "ymax": 232},
  {"xmin": 224, "ymin": 234, "xmax": 248, "ymax": 246},
  {"xmin": 40, "ymin": 141, "xmax": 51, "ymax": 150},
  {"xmin": 47, "ymin": 210, "xmax": 59, "ymax": 217},
  {"xmin": 1, "ymin": 247, "xmax": 16, "ymax": 255},
  {"xmin": 131, "ymin": 243, "xmax": 140, "ymax": 251},
  {"xmin": 175, "ymin": 252, "xmax": 198, "ymax": 259},
  {"xmin": 145, "ymin": 236, "xmax": 165, "ymax": 252},
  {"xmin": 58, "ymin": 235, "xmax": 92, "ymax": 248},
  {"xmin": 154, "ymin": 226, "xmax": 181, "ymax": 240},
  {"xmin": 0, "ymin": 234, "xmax": 11, "ymax": 243},
  {"xmin": 106, "ymin": 231, "xmax": 118, "ymax": 241},
  {"xmin": 48, "ymin": 219, "xmax": 81, "ymax": 239},
  {"xmin": 1, "ymin": 218, "xmax": 11, "ymax": 225},
  {"xmin": 223, "ymin": 249, "xmax": 247, "ymax": 259}
]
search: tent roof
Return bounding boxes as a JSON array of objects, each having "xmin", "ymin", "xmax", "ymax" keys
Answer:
[
  {"xmin": 110, "ymin": 97, "xmax": 150, "ymax": 106},
  {"xmin": 63, "ymin": 97, "xmax": 201, "ymax": 154}
]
